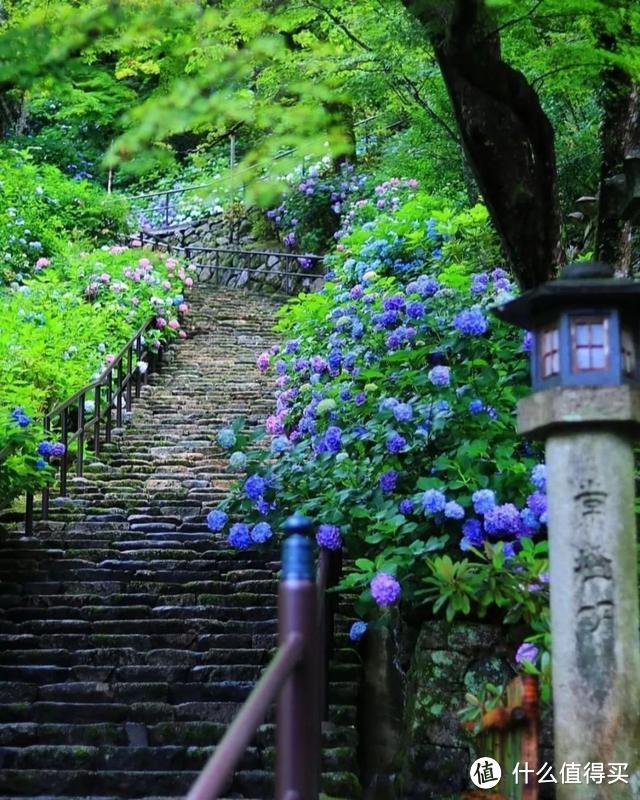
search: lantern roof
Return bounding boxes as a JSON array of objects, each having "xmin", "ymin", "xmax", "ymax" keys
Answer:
[{"xmin": 492, "ymin": 262, "xmax": 640, "ymax": 330}]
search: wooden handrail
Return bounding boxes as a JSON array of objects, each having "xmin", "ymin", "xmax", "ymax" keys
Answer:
[
  {"xmin": 184, "ymin": 524, "xmax": 341, "ymax": 800},
  {"xmin": 24, "ymin": 312, "xmax": 170, "ymax": 534},
  {"xmin": 186, "ymin": 634, "xmax": 305, "ymax": 800}
]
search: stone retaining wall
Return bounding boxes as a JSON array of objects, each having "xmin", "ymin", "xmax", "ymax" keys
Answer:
[{"xmin": 141, "ymin": 216, "xmax": 324, "ymax": 295}]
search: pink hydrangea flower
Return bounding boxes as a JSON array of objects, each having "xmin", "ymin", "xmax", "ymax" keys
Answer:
[
  {"xmin": 131, "ymin": 239, "xmax": 142, "ymax": 247},
  {"xmin": 162, "ymin": 280, "xmax": 171, "ymax": 290},
  {"xmin": 35, "ymin": 257, "xmax": 50, "ymax": 269},
  {"xmin": 100, "ymin": 273, "xmax": 111, "ymax": 283},
  {"xmin": 179, "ymin": 330, "xmax": 187, "ymax": 339},
  {"xmin": 184, "ymin": 277, "xmax": 194, "ymax": 287},
  {"xmin": 168, "ymin": 319, "xmax": 180, "ymax": 330},
  {"xmin": 138, "ymin": 258, "xmax": 151, "ymax": 269},
  {"xmin": 178, "ymin": 303, "xmax": 188, "ymax": 314},
  {"xmin": 166, "ymin": 258, "xmax": 178, "ymax": 269},
  {"xmin": 131, "ymin": 297, "xmax": 140, "ymax": 306},
  {"xmin": 105, "ymin": 354, "xmax": 115, "ymax": 365}
]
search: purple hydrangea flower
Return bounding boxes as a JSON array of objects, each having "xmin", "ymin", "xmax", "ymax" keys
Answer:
[
  {"xmin": 428, "ymin": 366, "xmax": 450, "ymax": 387},
  {"xmin": 379, "ymin": 470, "xmax": 398, "ymax": 493},
  {"xmin": 276, "ymin": 360, "xmax": 288, "ymax": 375},
  {"xmin": 256, "ymin": 352, "xmax": 270, "ymax": 371},
  {"xmin": 349, "ymin": 621, "xmax": 368, "ymax": 641},
  {"xmin": 355, "ymin": 392, "xmax": 367, "ymax": 406},
  {"xmin": 316, "ymin": 523, "xmax": 342, "ymax": 551},
  {"xmin": 515, "ymin": 643, "xmax": 539, "ymax": 664},
  {"xmin": 206, "ymin": 509, "xmax": 228, "ymax": 532},
  {"xmin": 484, "ymin": 503, "xmax": 522, "ymax": 536},
  {"xmin": 50, "ymin": 443, "xmax": 66, "ymax": 458},
  {"xmin": 228, "ymin": 523, "xmax": 252, "ymax": 550},
  {"xmin": 422, "ymin": 489, "xmax": 446, "ymax": 514},
  {"xmin": 250, "ymin": 522, "xmax": 273, "ymax": 544},
  {"xmin": 285, "ymin": 339, "xmax": 300, "ymax": 354},
  {"xmin": 387, "ymin": 432, "xmax": 407, "ymax": 454},
  {"xmin": 444, "ymin": 501, "xmax": 465, "ymax": 520},
  {"xmin": 399, "ymin": 498, "xmax": 414, "ymax": 516},
  {"xmin": 523, "ymin": 331, "xmax": 533, "ymax": 353},
  {"xmin": 371, "ymin": 572, "xmax": 401, "ymax": 607},
  {"xmin": 245, "ymin": 474, "xmax": 266, "ymax": 501},
  {"xmin": 383, "ymin": 294, "xmax": 406, "ymax": 312},
  {"xmin": 526, "ymin": 491, "xmax": 547, "ymax": 518},
  {"xmin": 472, "ymin": 489, "xmax": 496, "ymax": 515},
  {"xmin": 349, "ymin": 284, "xmax": 364, "ymax": 300},
  {"xmin": 311, "ymin": 355, "xmax": 328, "ymax": 373},
  {"xmin": 454, "ymin": 308, "xmax": 488, "ymax": 336}
]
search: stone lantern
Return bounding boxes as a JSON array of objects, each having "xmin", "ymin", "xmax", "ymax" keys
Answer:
[{"xmin": 493, "ymin": 261, "xmax": 640, "ymax": 799}]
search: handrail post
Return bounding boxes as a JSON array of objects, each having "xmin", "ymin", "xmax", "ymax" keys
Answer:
[
  {"xmin": 93, "ymin": 384, "xmax": 101, "ymax": 455},
  {"xmin": 41, "ymin": 416, "xmax": 50, "ymax": 520},
  {"xmin": 25, "ymin": 492, "xmax": 33, "ymax": 536},
  {"xmin": 59, "ymin": 408, "xmax": 68, "ymax": 497},
  {"xmin": 277, "ymin": 516, "xmax": 320, "ymax": 800},
  {"xmin": 76, "ymin": 393, "xmax": 85, "ymax": 477}
]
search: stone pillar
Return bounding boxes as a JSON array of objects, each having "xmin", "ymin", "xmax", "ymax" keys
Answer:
[{"xmin": 519, "ymin": 387, "xmax": 640, "ymax": 799}]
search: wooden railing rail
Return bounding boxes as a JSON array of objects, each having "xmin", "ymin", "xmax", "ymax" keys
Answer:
[
  {"xmin": 24, "ymin": 315, "xmax": 169, "ymax": 535},
  {"xmin": 186, "ymin": 513, "xmax": 341, "ymax": 800}
]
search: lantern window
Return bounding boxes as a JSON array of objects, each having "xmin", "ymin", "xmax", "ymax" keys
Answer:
[
  {"xmin": 571, "ymin": 318, "xmax": 609, "ymax": 373},
  {"xmin": 540, "ymin": 327, "xmax": 560, "ymax": 378}
]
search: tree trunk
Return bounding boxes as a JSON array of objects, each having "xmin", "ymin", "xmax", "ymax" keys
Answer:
[
  {"xmin": 594, "ymin": 16, "xmax": 640, "ymax": 275},
  {"xmin": 403, "ymin": 0, "xmax": 562, "ymax": 289}
]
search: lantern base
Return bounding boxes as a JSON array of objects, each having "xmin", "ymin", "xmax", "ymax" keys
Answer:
[{"xmin": 517, "ymin": 385, "xmax": 640, "ymax": 438}]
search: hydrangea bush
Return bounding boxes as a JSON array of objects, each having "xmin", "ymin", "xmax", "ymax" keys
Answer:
[
  {"xmin": 0, "ymin": 146, "xmax": 129, "ymax": 283},
  {"xmin": 0, "ymin": 244, "xmax": 193, "ymax": 510},
  {"xmin": 209, "ymin": 188, "xmax": 550, "ymax": 635}
]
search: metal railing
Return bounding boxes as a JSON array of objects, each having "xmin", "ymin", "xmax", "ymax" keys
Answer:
[
  {"xmin": 137, "ymin": 230, "xmax": 325, "ymax": 295},
  {"xmin": 125, "ymin": 114, "xmax": 405, "ymax": 230},
  {"xmin": 187, "ymin": 513, "xmax": 342, "ymax": 800},
  {"xmin": 24, "ymin": 316, "xmax": 169, "ymax": 535}
]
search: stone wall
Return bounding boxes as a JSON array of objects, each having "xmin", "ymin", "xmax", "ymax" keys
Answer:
[
  {"xmin": 358, "ymin": 617, "xmax": 552, "ymax": 800},
  {"xmin": 140, "ymin": 216, "xmax": 324, "ymax": 295}
]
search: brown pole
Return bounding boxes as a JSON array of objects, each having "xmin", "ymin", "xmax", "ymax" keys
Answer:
[{"xmin": 277, "ymin": 519, "xmax": 320, "ymax": 800}]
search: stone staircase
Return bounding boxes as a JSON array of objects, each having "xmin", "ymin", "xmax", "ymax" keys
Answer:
[{"xmin": 0, "ymin": 285, "xmax": 361, "ymax": 800}]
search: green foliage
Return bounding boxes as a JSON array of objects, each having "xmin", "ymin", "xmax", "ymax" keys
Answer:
[{"xmin": 0, "ymin": 146, "xmax": 129, "ymax": 282}]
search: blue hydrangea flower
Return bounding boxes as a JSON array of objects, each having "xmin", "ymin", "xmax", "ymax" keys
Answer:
[
  {"xmin": 355, "ymin": 392, "xmax": 367, "ymax": 406},
  {"xmin": 520, "ymin": 508, "xmax": 541, "ymax": 533},
  {"xmin": 229, "ymin": 451, "xmax": 247, "ymax": 471},
  {"xmin": 316, "ymin": 524, "xmax": 342, "ymax": 550},
  {"xmin": 285, "ymin": 339, "xmax": 300, "ymax": 354},
  {"xmin": 206, "ymin": 509, "xmax": 228, "ymax": 532},
  {"xmin": 393, "ymin": 403, "xmax": 413, "ymax": 422},
  {"xmin": 471, "ymin": 273, "xmax": 489, "ymax": 294},
  {"xmin": 387, "ymin": 432, "xmax": 407, "ymax": 454},
  {"xmin": 35, "ymin": 458, "xmax": 47, "ymax": 470},
  {"xmin": 228, "ymin": 523, "xmax": 252, "ymax": 550},
  {"xmin": 428, "ymin": 366, "xmax": 450, "ymax": 387},
  {"xmin": 422, "ymin": 489, "xmax": 446, "ymax": 514},
  {"xmin": 454, "ymin": 308, "xmax": 488, "ymax": 336},
  {"xmin": 472, "ymin": 489, "xmax": 496, "ymax": 515},
  {"xmin": 349, "ymin": 621, "xmax": 368, "ymax": 642},
  {"xmin": 399, "ymin": 498, "xmax": 414, "ymax": 516},
  {"xmin": 444, "ymin": 501, "xmax": 465, "ymax": 520},
  {"xmin": 406, "ymin": 301, "xmax": 426, "ymax": 320},
  {"xmin": 37, "ymin": 441, "xmax": 53, "ymax": 457},
  {"xmin": 530, "ymin": 464, "xmax": 546, "ymax": 491},
  {"xmin": 217, "ymin": 428, "xmax": 236, "ymax": 449},
  {"xmin": 503, "ymin": 541, "xmax": 517, "ymax": 558},
  {"xmin": 271, "ymin": 436, "xmax": 291, "ymax": 455},
  {"xmin": 383, "ymin": 294, "xmax": 406, "ymax": 312},
  {"xmin": 324, "ymin": 426, "xmax": 342, "ymax": 453},
  {"xmin": 245, "ymin": 474, "xmax": 266, "ymax": 501},
  {"xmin": 468, "ymin": 399, "xmax": 484, "ymax": 415},
  {"xmin": 380, "ymin": 470, "xmax": 398, "ymax": 493},
  {"xmin": 11, "ymin": 408, "xmax": 31, "ymax": 427},
  {"xmin": 251, "ymin": 522, "xmax": 273, "ymax": 544},
  {"xmin": 461, "ymin": 518, "xmax": 485, "ymax": 549}
]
